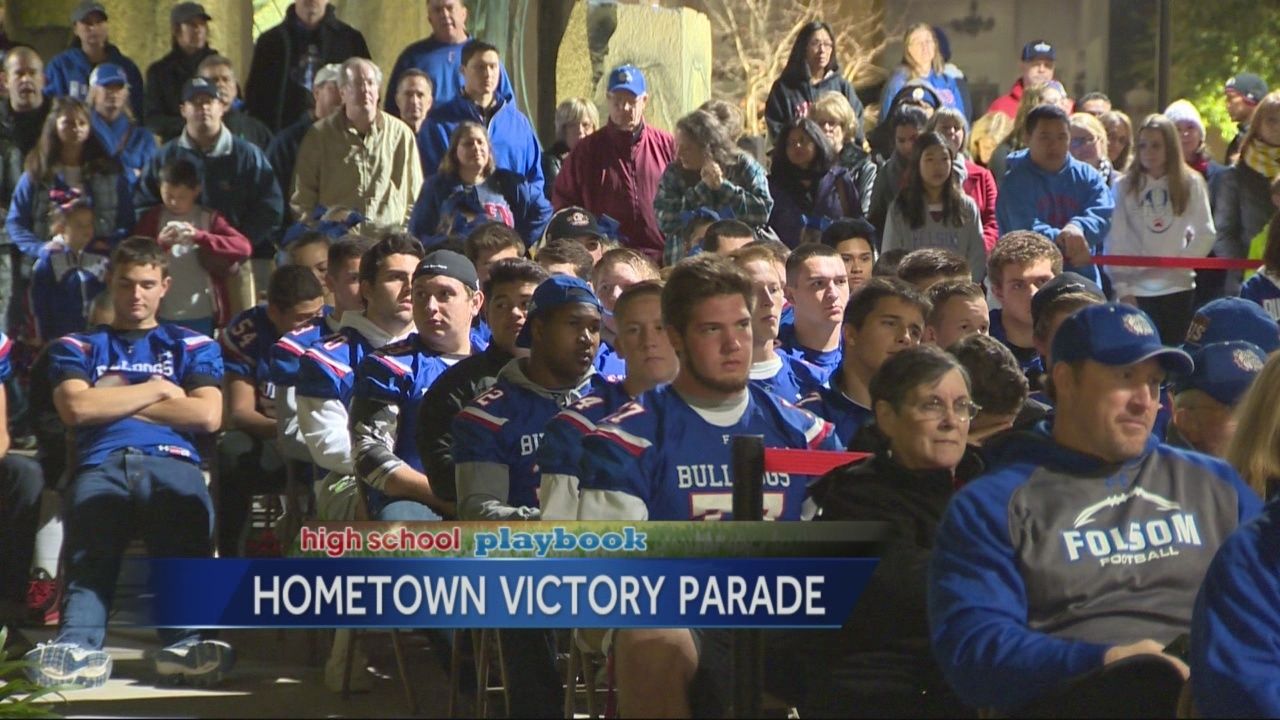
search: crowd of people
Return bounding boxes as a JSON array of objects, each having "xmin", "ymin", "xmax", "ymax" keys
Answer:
[{"xmin": 0, "ymin": 0, "xmax": 1279, "ymax": 717}]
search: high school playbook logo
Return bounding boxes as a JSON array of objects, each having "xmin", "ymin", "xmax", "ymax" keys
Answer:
[{"xmin": 1062, "ymin": 487, "xmax": 1202, "ymax": 567}]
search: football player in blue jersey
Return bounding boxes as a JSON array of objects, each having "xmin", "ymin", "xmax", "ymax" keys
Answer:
[
  {"xmin": 0, "ymin": 330, "xmax": 47, "ymax": 633},
  {"xmin": 27, "ymin": 237, "xmax": 228, "ymax": 689},
  {"xmin": 591, "ymin": 247, "xmax": 660, "ymax": 378},
  {"xmin": 351, "ymin": 249, "xmax": 482, "ymax": 521},
  {"xmin": 778, "ymin": 243, "xmax": 850, "ymax": 382},
  {"xmin": 417, "ymin": 258, "xmax": 549, "ymax": 510},
  {"xmin": 215, "ymin": 265, "xmax": 325, "ymax": 556},
  {"xmin": 799, "ymin": 277, "xmax": 929, "ymax": 449},
  {"xmin": 574, "ymin": 255, "xmax": 838, "ymax": 717},
  {"xmin": 731, "ymin": 245, "xmax": 825, "ymax": 402},
  {"xmin": 461, "ymin": 222, "xmax": 526, "ymax": 347},
  {"xmin": 539, "ymin": 280, "xmax": 678, "ymax": 519}
]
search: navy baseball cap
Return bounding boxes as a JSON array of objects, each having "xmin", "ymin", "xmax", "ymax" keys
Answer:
[
  {"xmin": 71, "ymin": 1, "xmax": 107, "ymax": 23},
  {"xmin": 1052, "ymin": 303, "xmax": 1193, "ymax": 374},
  {"xmin": 1177, "ymin": 341, "xmax": 1266, "ymax": 406},
  {"xmin": 1226, "ymin": 73, "xmax": 1269, "ymax": 104},
  {"xmin": 412, "ymin": 249, "xmax": 479, "ymax": 292},
  {"xmin": 515, "ymin": 275, "xmax": 603, "ymax": 349},
  {"xmin": 89, "ymin": 63, "xmax": 127, "ymax": 87},
  {"xmin": 182, "ymin": 77, "xmax": 220, "ymax": 103},
  {"xmin": 608, "ymin": 64, "xmax": 647, "ymax": 97},
  {"xmin": 1030, "ymin": 271, "xmax": 1105, "ymax": 329},
  {"xmin": 1183, "ymin": 297, "xmax": 1280, "ymax": 353},
  {"xmin": 1021, "ymin": 40, "xmax": 1055, "ymax": 62},
  {"xmin": 171, "ymin": 2, "xmax": 212, "ymax": 26}
]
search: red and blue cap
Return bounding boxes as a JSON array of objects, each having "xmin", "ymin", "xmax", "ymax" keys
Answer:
[
  {"xmin": 1052, "ymin": 303, "xmax": 1193, "ymax": 375},
  {"xmin": 515, "ymin": 275, "xmax": 602, "ymax": 349}
]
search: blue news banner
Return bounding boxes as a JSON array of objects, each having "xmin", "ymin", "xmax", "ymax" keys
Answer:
[{"xmin": 147, "ymin": 523, "xmax": 885, "ymax": 629}]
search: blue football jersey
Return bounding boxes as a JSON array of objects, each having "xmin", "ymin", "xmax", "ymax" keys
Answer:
[
  {"xmin": 221, "ymin": 305, "xmax": 281, "ymax": 414},
  {"xmin": 48, "ymin": 325, "xmax": 223, "ymax": 467},
  {"xmin": 580, "ymin": 385, "xmax": 838, "ymax": 521},
  {"xmin": 537, "ymin": 379, "xmax": 634, "ymax": 478},
  {"xmin": 776, "ymin": 323, "xmax": 841, "ymax": 383},
  {"xmin": 750, "ymin": 349, "xmax": 826, "ymax": 403},
  {"xmin": 1241, "ymin": 273, "xmax": 1280, "ymax": 321},
  {"xmin": 797, "ymin": 384, "xmax": 873, "ymax": 450},
  {"xmin": 595, "ymin": 339, "xmax": 627, "ymax": 379},
  {"xmin": 355, "ymin": 334, "xmax": 460, "ymax": 475},
  {"xmin": 296, "ymin": 326, "xmax": 381, "ymax": 404},
  {"xmin": 454, "ymin": 372, "xmax": 611, "ymax": 510},
  {"xmin": 269, "ymin": 312, "xmax": 340, "ymax": 388}
]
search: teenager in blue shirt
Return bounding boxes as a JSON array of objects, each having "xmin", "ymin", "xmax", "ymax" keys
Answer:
[
  {"xmin": 778, "ymin": 244, "xmax": 850, "ymax": 382},
  {"xmin": 25, "ymin": 237, "xmax": 228, "ymax": 689},
  {"xmin": 732, "ymin": 245, "xmax": 824, "ymax": 402}
]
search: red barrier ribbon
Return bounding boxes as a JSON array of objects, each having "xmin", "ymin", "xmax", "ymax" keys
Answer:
[
  {"xmin": 1091, "ymin": 255, "xmax": 1262, "ymax": 270},
  {"xmin": 763, "ymin": 448, "xmax": 868, "ymax": 476}
]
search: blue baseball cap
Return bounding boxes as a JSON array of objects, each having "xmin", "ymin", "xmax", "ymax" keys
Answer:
[
  {"xmin": 1052, "ymin": 303, "xmax": 1193, "ymax": 374},
  {"xmin": 607, "ymin": 65, "xmax": 647, "ymax": 97},
  {"xmin": 1183, "ymin": 297, "xmax": 1280, "ymax": 353},
  {"xmin": 182, "ymin": 77, "xmax": 220, "ymax": 103},
  {"xmin": 89, "ymin": 63, "xmax": 127, "ymax": 88},
  {"xmin": 1177, "ymin": 341, "xmax": 1266, "ymax": 406},
  {"xmin": 515, "ymin": 275, "xmax": 603, "ymax": 349}
]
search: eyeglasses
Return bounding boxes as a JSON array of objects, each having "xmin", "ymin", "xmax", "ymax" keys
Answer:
[
  {"xmin": 1069, "ymin": 136, "xmax": 1096, "ymax": 148},
  {"xmin": 908, "ymin": 397, "xmax": 982, "ymax": 422},
  {"xmin": 808, "ymin": 41, "xmax": 834, "ymax": 51}
]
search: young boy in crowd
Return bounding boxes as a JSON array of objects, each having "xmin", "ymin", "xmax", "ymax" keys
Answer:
[
  {"xmin": 987, "ymin": 230, "xmax": 1063, "ymax": 381},
  {"xmin": 779, "ymin": 243, "xmax": 851, "ymax": 382},
  {"xmin": 30, "ymin": 197, "xmax": 110, "ymax": 343},
  {"xmin": 896, "ymin": 247, "xmax": 971, "ymax": 292},
  {"xmin": 925, "ymin": 280, "xmax": 990, "ymax": 349},
  {"xmin": 820, "ymin": 217, "xmax": 877, "ymax": 291},
  {"xmin": 536, "ymin": 239, "xmax": 593, "ymax": 281},
  {"xmin": 591, "ymin": 248, "xmax": 660, "ymax": 378}
]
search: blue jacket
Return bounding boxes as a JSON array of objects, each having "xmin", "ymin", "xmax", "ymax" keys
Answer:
[
  {"xmin": 30, "ymin": 240, "xmax": 111, "ymax": 341},
  {"xmin": 6, "ymin": 169, "xmax": 133, "ymax": 257},
  {"xmin": 384, "ymin": 36, "xmax": 513, "ymax": 114},
  {"xmin": 996, "ymin": 149, "xmax": 1114, "ymax": 283},
  {"xmin": 879, "ymin": 67, "xmax": 967, "ymax": 117},
  {"xmin": 928, "ymin": 425, "xmax": 1260, "ymax": 712},
  {"xmin": 44, "ymin": 43, "xmax": 145, "ymax": 120},
  {"xmin": 135, "ymin": 131, "xmax": 283, "ymax": 255},
  {"xmin": 1191, "ymin": 499, "xmax": 1280, "ymax": 717},
  {"xmin": 409, "ymin": 169, "xmax": 551, "ymax": 246},
  {"xmin": 421, "ymin": 90, "xmax": 544, "ymax": 195},
  {"xmin": 90, "ymin": 111, "xmax": 157, "ymax": 191}
]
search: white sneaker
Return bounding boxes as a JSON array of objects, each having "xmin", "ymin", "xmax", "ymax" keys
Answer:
[
  {"xmin": 23, "ymin": 642, "xmax": 112, "ymax": 689},
  {"xmin": 154, "ymin": 639, "xmax": 236, "ymax": 687}
]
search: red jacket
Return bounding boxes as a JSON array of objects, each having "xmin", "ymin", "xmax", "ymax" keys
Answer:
[
  {"xmin": 963, "ymin": 159, "xmax": 1000, "ymax": 252},
  {"xmin": 987, "ymin": 78, "xmax": 1026, "ymax": 119},
  {"xmin": 132, "ymin": 206, "xmax": 253, "ymax": 328},
  {"xmin": 552, "ymin": 122, "xmax": 675, "ymax": 262}
]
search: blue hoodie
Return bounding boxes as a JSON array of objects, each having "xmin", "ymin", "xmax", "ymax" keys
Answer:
[
  {"xmin": 928, "ymin": 424, "xmax": 1260, "ymax": 713},
  {"xmin": 420, "ymin": 90, "xmax": 544, "ymax": 196},
  {"xmin": 1191, "ymin": 499, "xmax": 1280, "ymax": 717},
  {"xmin": 408, "ymin": 169, "xmax": 551, "ymax": 246},
  {"xmin": 384, "ymin": 36, "xmax": 513, "ymax": 114},
  {"xmin": 996, "ymin": 149, "xmax": 1114, "ymax": 284},
  {"xmin": 90, "ymin": 111, "xmax": 157, "ymax": 191},
  {"xmin": 45, "ymin": 44, "xmax": 145, "ymax": 120}
]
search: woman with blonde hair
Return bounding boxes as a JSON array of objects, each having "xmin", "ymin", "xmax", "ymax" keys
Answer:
[
  {"xmin": 543, "ymin": 97, "xmax": 599, "ymax": 199},
  {"xmin": 1226, "ymin": 350, "xmax": 1280, "ymax": 500},
  {"xmin": 879, "ymin": 23, "xmax": 966, "ymax": 116},
  {"xmin": 1106, "ymin": 113, "xmax": 1215, "ymax": 342},
  {"xmin": 810, "ymin": 91, "xmax": 876, "ymax": 215},
  {"xmin": 1215, "ymin": 91, "xmax": 1280, "ymax": 296},
  {"xmin": 1068, "ymin": 112, "xmax": 1117, "ymax": 186},
  {"xmin": 968, "ymin": 111, "xmax": 1012, "ymax": 168},
  {"xmin": 1099, "ymin": 109, "xmax": 1134, "ymax": 174}
]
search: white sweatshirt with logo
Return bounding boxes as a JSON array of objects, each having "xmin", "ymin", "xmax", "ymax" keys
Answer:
[{"xmin": 1105, "ymin": 171, "xmax": 1216, "ymax": 298}]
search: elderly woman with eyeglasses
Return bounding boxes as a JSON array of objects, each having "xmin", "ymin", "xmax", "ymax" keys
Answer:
[{"xmin": 802, "ymin": 344, "xmax": 982, "ymax": 718}]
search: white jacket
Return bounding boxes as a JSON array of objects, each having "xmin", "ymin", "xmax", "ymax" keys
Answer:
[{"xmin": 1105, "ymin": 172, "xmax": 1216, "ymax": 298}]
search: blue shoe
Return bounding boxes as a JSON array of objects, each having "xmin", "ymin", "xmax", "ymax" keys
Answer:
[
  {"xmin": 153, "ymin": 639, "xmax": 235, "ymax": 686},
  {"xmin": 22, "ymin": 642, "xmax": 112, "ymax": 689}
]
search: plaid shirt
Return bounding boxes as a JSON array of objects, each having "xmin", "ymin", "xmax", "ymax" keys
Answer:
[{"xmin": 655, "ymin": 154, "xmax": 773, "ymax": 266}]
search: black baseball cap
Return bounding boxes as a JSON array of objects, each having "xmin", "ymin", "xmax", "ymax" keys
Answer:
[
  {"xmin": 171, "ymin": 2, "xmax": 212, "ymax": 26},
  {"xmin": 1021, "ymin": 40, "xmax": 1055, "ymax": 62},
  {"xmin": 71, "ymin": 1, "xmax": 108, "ymax": 23},
  {"xmin": 1226, "ymin": 73, "xmax": 1269, "ymax": 104},
  {"xmin": 545, "ymin": 207, "xmax": 605, "ymax": 241},
  {"xmin": 412, "ymin": 249, "xmax": 479, "ymax": 292},
  {"xmin": 1030, "ymin": 271, "xmax": 1104, "ymax": 329}
]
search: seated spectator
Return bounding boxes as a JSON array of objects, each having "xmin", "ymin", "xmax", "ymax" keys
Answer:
[
  {"xmin": 292, "ymin": 58, "xmax": 421, "ymax": 238},
  {"xmin": 25, "ymin": 237, "xmax": 229, "ymax": 689},
  {"xmin": 463, "ymin": 222, "xmax": 525, "ymax": 286},
  {"xmin": 997, "ymin": 104, "xmax": 1113, "ymax": 283},
  {"xmin": 732, "ymin": 245, "xmax": 824, "ymax": 402},
  {"xmin": 882, "ymin": 132, "xmax": 986, "ymax": 282},
  {"xmin": 806, "ymin": 345, "xmax": 981, "ymax": 718},
  {"xmin": 929, "ymin": 108, "xmax": 999, "ymax": 252},
  {"xmin": 1169, "ymin": 340, "xmax": 1264, "ymax": 458},
  {"xmin": 764, "ymin": 20, "xmax": 864, "ymax": 147},
  {"xmin": 243, "ymin": 0, "xmax": 370, "ymax": 133},
  {"xmin": 542, "ymin": 207, "xmax": 616, "ymax": 263},
  {"xmin": 87, "ymin": 63, "xmax": 156, "ymax": 190},
  {"xmin": 880, "ymin": 22, "xmax": 967, "ymax": 116},
  {"xmin": 1101, "ymin": 109, "xmax": 1134, "ymax": 174},
  {"xmin": 968, "ymin": 111, "xmax": 1013, "ymax": 170},
  {"xmin": 216, "ymin": 265, "xmax": 325, "ymax": 556},
  {"xmin": 536, "ymin": 238, "xmax": 592, "ymax": 281},
  {"xmin": 820, "ymin": 217, "xmax": 876, "ymax": 290},
  {"xmin": 896, "ymin": 247, "xmax": 971, "ymax": 292},
  {"xmin": 1108, "ymin": 114, "xmax": 1216, "ymax": 343},
  {"xmin": 143, "ymin": 2, "xmax": 217, "ymax": 142},
  {"xmin": 1164, "ymin": 100, "xmax": 1225, "ymax": 188},
  {"xmin": 1069, "ymin": 111, "xmax": 1118, "ymax": 186},
  {"xmin": 266, "ymin": 63, "xmax": 343, "ymax": 236},
  {"xmin": 411, "ymin": 121, "xmax": 550, "ymax": 246},
  {"xmin": 778, "ymin": 244, "xmax": 850, "ymax": 381},
  {"xmin": 948, "ymin": 333, "xmax": 1036, "ymax": 445},
  {"xmin": 133, "ymin": 157, "xmax": 253, "ymax": 334},
  {"xmin": 591, "ymin": 248, "xmax": 660, "ymax": 378},
  {"xmin": 421, "ymin": 41, "xmax": 543, "ymax": 194},
  {"xmin": 1214, "ymin": 92, "xmax": 1280, "ymax": 296},
  {"xmin": 1225, "ymin": 349, "xmax": 1280, "ymax": 500},
  {"xmin": 928, "ymin": 302, "xmax": 1262, "ymax": 717},
  {"xmin": 768, "ymin": 118, "xmax": 862, "ymax": 248},
  {"xmin": 45, "ymin": 2, "xmax": 144, "ymax": 119},
  {"xmin": 987, "ymin": 81, "xmax": 1062, "ymax": 185},
  {"xmin": 987, "ymin": 231, "xmax": 1063, "ymax": 382},
  {"xmin": 925, "ymin": 280, "xmax": 989, "ymax": 349},
  {"xmin": 799, "ymin": 277, "xmax": 929, "ymax": 448},
  {"xmin": 552, "ymin": 66, "xmax": 671, "ymax": 262},
  {"xmin": 987, "ymin": 39, "xmax": 1056, "ymax": 119},
  {"xmin": 810, "ymin": 91, "xmax": 876, "ymax": 217},
  {"xmin": 544, "ymin": 97, "xmax": 597, "ymax": 200},
  {"xmin": 677, "ymin": 207, "xmax": 721, "ymax": 255},
  {"xmin": 136, "ymin": 78, "xmax": 282, "ymax": 265},
  {"xmin": 868, "ymin": 82, "xmax": 941, "ymax": 164},
  {"xmin": 287, "ymin": 230, "xmax": 332, "ymax": 286},
  {"xmin": 385, "ymin": 0, "xmax": 512, "ymax": 112},
  {"xmin": 0, "ymin": 330, "xmax": 44, "ymax": 628},
  {"xmin": 701, "ymin": 218, "xmax": 755, "ymax": 257},
  {"xmin": 197, "ymin": 55, "xmax": 272, "ymax": 150},
  {"xmin": 868, "ymin": 105, "xmax": 929, "ymax": 233},
  {"xmin": 30, "ymin": 196, "xmax": 110, "ymax": 343},
  {"xmin": 656, "ymin": 109, "xmax": 772, "ymax": 265}
]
